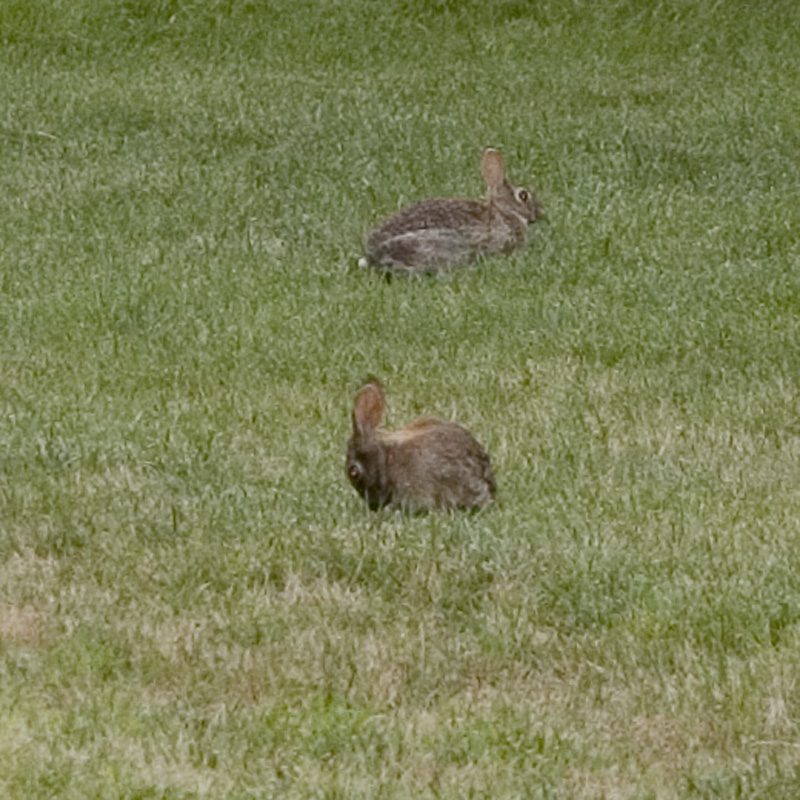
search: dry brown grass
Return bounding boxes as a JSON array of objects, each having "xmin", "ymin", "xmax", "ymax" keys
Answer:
[{"xmin": 0, "ymin": 605, "xmax": 47, "ymax": 646}]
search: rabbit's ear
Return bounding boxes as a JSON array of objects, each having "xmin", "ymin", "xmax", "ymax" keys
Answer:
[
  {"xmin": 352, "ymin": 380, "xmax": 385, "ymax": 437},
  {"xmin": 481, "ymin": 148, "xmax": 505, "ymax": 195}
]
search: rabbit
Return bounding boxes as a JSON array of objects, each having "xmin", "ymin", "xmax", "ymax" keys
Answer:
[
  {"xmin": 359, "ymin": 147, "xmax": 544, "ymax": 273},
  {"xmin": 345, "ymin": 379, "xmax": 496, "ymax": 511}
]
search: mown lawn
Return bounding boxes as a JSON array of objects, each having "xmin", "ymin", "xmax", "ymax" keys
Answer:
[{"xmin": 2, "ymin": 1, "xmax": 800, "ymax": 797}]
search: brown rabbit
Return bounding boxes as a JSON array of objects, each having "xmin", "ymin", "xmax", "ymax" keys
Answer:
[
  {"xmin": 360, "ymin": 148, "xmax": 544, "ymax": 273},
  {"xmin": 345, "ymin": 379, "xmax": 496, "ymax": 511}
]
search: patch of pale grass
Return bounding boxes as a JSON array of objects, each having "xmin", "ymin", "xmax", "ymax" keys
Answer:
[
  {"xmin": 760, "ymin": 664, "xmax": 800, "ymax": 743},
  {"xmin": 0, "ymin": 605, "xmax": 46, "ymax": 646},
  {"xmin": 557, "ymin": 767, "xmax": 639, "ymax": 800},
  {"xmin": 121, "ymin": 746, "xmax": 236, "ymax": 798},
  {"xmin": 0, "ymin": 552, "xmax": 59, "ymax": 643},
  {"xmin": 274, "ymin": 572, "xmax": 365, "ymax": 607},
  {"xmin": 0, "ymin": 548, "xmax": 58, "ymax": 592}
]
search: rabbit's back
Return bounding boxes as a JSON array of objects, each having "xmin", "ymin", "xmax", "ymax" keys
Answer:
[
  {"xmin": 382, "ymin": 419, "xmax": 496, "ymax": 511},
  {"xmin": 366, "ymin": 198, "xmax": 529, "ymax": 272}
]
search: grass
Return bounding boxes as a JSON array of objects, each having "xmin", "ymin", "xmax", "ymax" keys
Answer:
[{"xmin": 2, "ymin": 0, "xmax": 800, "ymax": 796}]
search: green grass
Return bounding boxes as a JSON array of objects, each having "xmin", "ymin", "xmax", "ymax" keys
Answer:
[{"xmin": 2, "ymin": 0, "xmax": 800, "ymax": 797}]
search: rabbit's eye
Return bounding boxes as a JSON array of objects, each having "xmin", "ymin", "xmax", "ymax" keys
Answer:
[{"xmin": 517, "ymin": 189, "xmax": 529, "ymax": 203}]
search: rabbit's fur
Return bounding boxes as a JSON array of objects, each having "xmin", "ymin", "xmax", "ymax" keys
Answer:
[
  {"xmin": 346, "ymin": 380, "xmax": 496, "ymax": 511},
  {"xmin": 362, "ymin": 148, "xmax": 544, "ymax": 273}
]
